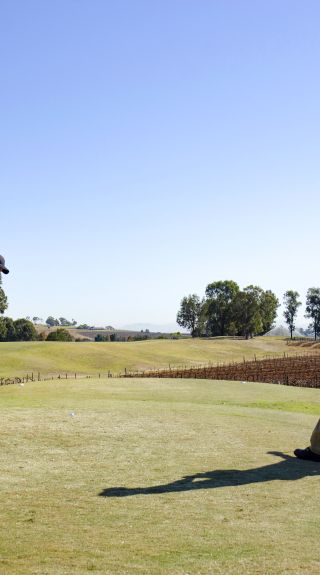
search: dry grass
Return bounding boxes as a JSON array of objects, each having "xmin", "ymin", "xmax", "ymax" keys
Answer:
[
  {"xmin": 0, "ymin": 336, "xmax": 313, "ymax": 378},
  {"xmin": 1, "ymin": 377, "xmax": 320, "ymax": 574}
]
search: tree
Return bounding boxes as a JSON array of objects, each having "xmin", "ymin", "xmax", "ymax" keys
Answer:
[
  {"xmin": 0, "ymin": 317, "xmax": 7, "ymax": 340},
  {"xmin": 232, "ymin": 286, "xmax": 279, "ymax": 338},
  {"xmin": 46, "ymin": 316, "xmax": 59, "ymax": 327},
  {"xmin": 33, "ymin": 316, "xmax": 43, "ymax": 324},
  {"xmin": 46, "ymin": 328, "xmax": 73, "ymax": 341},
  {"xmin": 232, "ymin": 286, "xmax": 263, "ymax": 339},
  {"xmin": 205, "ymin": 280, "xmax": 240, "ymax": 336},
  {"xmin": 3, "ymin": 317, "xmax": 16, "ymax": 341},
  {"xmin": 283, "ymin": 291, "xmax": 301, "ymax": 339},
  {"xmin": 305, "ymin": 288, "xmax": 320, "ymax": 341},
  {"xmin": 59, "ymin": 317, "xmax": 76, "ymax": 326},
  {"xmin": 259, "ymin": 289, "xmax": 279, "ymax": 333},
  {"xmin": 0, "ymin": 286, "xmax": 8, "ymax": 315},
  {"xmin": 176, "ymin": 294, "xmax": 203, "ymax": 337},
  {"xmin": 14, "ymin": 319, "xmax": 37, "ymax": 341}
]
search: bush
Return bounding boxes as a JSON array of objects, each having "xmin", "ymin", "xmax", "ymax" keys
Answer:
[
  {"xmin": 46, "ymin": 328, "xmax": 73, "ymax": 342},
  {"xmin": 14, "ymin": 318, "xmax": 38, "ymax": 341},
  {"xmin": 95, "ymin": 334, "xmax": 110, "ymax": 342}
]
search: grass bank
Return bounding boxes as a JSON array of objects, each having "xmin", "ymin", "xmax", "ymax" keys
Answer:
[
  {"xmin": 0, "ymin": 336, "xmax": 306, "ymax": 377},
  {"xmin": 0, "ymin": 377, "xmax": 320, "ymax": 574}
]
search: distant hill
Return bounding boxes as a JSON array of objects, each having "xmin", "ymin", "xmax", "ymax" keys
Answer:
[
  {"xmin": 120, "ymin": 322, "xmax": 184, "ymax": 333},
  {"xmin": 264, "ymin": 325, "xmax": 304, "ymax": 337}
]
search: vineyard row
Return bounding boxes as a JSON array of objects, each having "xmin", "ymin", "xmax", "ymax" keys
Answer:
[{"xmin": 123, "ymin": 355, "xmax": 320, "ymax": 388}]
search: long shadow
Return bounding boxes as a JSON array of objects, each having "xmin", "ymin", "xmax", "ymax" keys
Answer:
[{"xmin": 99, "ymin": 452, "xmax": 320, "ymax": 497}]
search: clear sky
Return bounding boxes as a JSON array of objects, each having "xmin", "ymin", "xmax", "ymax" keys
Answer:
[{"xmin": 1, "ymin": 0, "xmax": 319, "ymax": 328}]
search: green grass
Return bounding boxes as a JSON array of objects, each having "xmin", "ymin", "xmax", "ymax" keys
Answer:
[
  {"xmin": 0, "ymin": 336, "xmax": 307, "ymax": 377},
  {"xmin": 1, "ymin": 377, "xmax": 320, "ymax": 574}
]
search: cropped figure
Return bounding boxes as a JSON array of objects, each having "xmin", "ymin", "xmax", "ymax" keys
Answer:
[
  {"xmin": 0, "ymin": 255, "xmax": 9, "ymax": 274},
  {"xmin": 295, "ymin": 420, "xmax": 320, "ymax": 461}
]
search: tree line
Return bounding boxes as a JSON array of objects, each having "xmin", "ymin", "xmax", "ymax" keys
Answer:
[
  {"xmin": 176, "ymin": 281, "xmax": 320, "ymax": 340},
  {"xmin": 0, "ymin": 283, "xmax": 75, "ymax": 341}
]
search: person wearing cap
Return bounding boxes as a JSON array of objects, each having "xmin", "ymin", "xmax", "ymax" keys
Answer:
[
  {"xmin": 0, "ymin": 255, "xmax": 9, "ymax": 275},
  {"xmin": 294, "ymin": 420, "xmax": 320, "ymax": 462}
]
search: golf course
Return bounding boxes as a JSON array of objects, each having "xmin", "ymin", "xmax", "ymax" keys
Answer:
[
  {"xmin": 1, "ymin": 342, "xmax": 320, "ymax": 574},
  {"xmin": 0, "ymin": 336, "xmax": 311, "ymax": 378}
]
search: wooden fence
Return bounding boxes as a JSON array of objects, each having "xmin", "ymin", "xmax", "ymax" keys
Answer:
[
  {"xmin": 0, "ymin": 371, "xmax": 115, "ymax": 387},
  {"xmin": 3, "ymin": 355, "xmax": 320, "ymax": 389},
  {"xmin": 122, "ymin": 354, "xmax": 320, "ymax": 389}
]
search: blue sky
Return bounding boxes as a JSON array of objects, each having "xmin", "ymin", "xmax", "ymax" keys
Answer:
[{"xmin": 1, "ymin": 0, "xmax": 319, "ymax": 328}]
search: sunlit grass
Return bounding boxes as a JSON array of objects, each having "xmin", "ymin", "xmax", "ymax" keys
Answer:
[
  {"xmin": 1, "ymin": 377, "xmax": 320, "ymax": 574},
  {"xmin": 0, "ymin": 336, "xmax": 306, "ymax": 378}
]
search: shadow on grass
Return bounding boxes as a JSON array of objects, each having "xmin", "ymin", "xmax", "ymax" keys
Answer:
[{"xmin": 99, "ymin": 452, "xmax": 320, "ymax": 497}]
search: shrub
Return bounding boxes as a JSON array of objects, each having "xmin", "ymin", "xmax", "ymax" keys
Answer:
[
  {"xmin": 46, "ymin": 328, "xmax": 73, "ymax": 342},
  {"xmin": 14, "ymin": 318, "xmax": 38, "ymax": 341}
]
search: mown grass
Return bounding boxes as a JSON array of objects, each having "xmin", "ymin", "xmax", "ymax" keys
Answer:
[
  {"xmin": 1, "ymin": 377, "xmax": 320, "ymax": 574},
  {"xmin": 0, "ymin": 336, "xmax": 309, "ymax": 377}
]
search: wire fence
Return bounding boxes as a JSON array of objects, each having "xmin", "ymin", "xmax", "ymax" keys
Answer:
[
  {"xmin": 122, "ymin": 354, "xmax": 320, "ymax": 389},
  {"xmin": 0, "ymin": 371, "xmax": 115, "ymax": 387},
  {"xmin": 2, "ymin": 352, "xmax": 320, "ymax": 389}
]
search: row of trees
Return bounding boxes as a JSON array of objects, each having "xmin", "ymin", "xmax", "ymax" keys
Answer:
[
  {"xmin": 177, "ymin": 281, "xmax": 279, "ymax": 339},
  {"xmin": 45, "ymin": 316, "xmax": 77, "ymax": 327},
  {"xmin": 0, "ymin": 317, "xmax": 38, "ymax": 341},
  {"xmin": 283, "ymin": 288, "xmax": 320, "ymax": 340},
  {"xmin": 176, "ymin": 281, "xmax": 320, "ymax": 340}
]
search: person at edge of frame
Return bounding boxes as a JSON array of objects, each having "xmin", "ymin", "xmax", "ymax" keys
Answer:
[
  {"xmin": 295, "ymin": 420, "xmax": 320, "ymax": 462},
  {"xmin": 0, "ymin": 255, "xmax": 9, "ymax": 275}
]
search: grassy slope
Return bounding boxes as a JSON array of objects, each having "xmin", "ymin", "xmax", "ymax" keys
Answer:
[
  {"xmin": 0, "ymin": 336, "xmax": 307, "ymax": 377},
  {"xmin": 1, "ymin": 377, "xmax": 320, "ymax": 574}
]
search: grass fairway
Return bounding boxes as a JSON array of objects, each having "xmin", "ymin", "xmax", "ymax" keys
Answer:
[
  {"xmin": 0, "ymin": 336, "xmax": 307, "ymax": 377},
  {"xmin": 1, "ymin": 378, "xmax": 320, "ymax": 574}
]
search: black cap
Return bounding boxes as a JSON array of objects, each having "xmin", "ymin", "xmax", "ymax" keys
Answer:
[{"xmin": 0, "ymin": 255, "xmax": 9, "ymax": 274}]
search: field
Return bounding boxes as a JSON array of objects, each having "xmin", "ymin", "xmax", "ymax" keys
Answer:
[
  {"xmin": 1, "ymin": 376, "xmax": 320, "ymax": 574},
  {"xmin": 0, "ymin": 336, "xmax": 313, "ymax": 378}
]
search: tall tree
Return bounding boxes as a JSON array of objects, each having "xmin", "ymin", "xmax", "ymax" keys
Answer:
[
  {"xmin": 46, "ymin": 316, "xmax": 60, "ymax": 327},
  {"xmin": 283, "ymin": 291, "xmax": 301, "ymax": 339},
  {"xmin": 14, "ymin": 319, "xmax": 37, "ymax": 341},
  {"xmin": 260, "ymin": 289, "xmax": 279, "ymax": 333},
  {"xmin": 233, "ymin": 286, "xmax": 263, "ymax": 339},
  {"xmin": 232, "ymin": 286, "xmax": 278, "ymax": 338},
  {"xmin": 0, "ymin": 317, "xmax": 7, "ymax": 340},
  {"xmin": 0, "ymin": 280, "xmax": 8, "ymax": 314},
  {"xmin": 205, "ymin": 280, "xmax": 239, "ymax": 336},
  {"xmin": 176, "ymin": 294, "xmax": 203, "ymax": 337},
  {"xmin": 3, "ymin": 317, "xmax": 16, "ymax": 341},
  {"xmin": 305, "ymin": 288, "xmax": 320, "ymax": 341}
]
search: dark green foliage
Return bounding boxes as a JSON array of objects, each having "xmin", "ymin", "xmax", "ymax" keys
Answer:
[
  {"xmin": 305, "ymin": 288, "xmax": 320, "ymax": 341},
  {"xmin": 46, "ymin": 316, "xmax": 60, "ymax": 327},
  {"xmin": 283, "ymin": 291, "xmax": 301, "ymax": 339},
  {"xmin": 178, "ymin": 280, "xmax": 279, "ymax": 338},
  {"xmin": 3, "ymin": 317, "xmax": 16, "ymax": 341},
  {"xmin": 205, "ymin": 281, "xmax": 240, "ymax": 336},
  {"xmin": 0, "ymin": 286, "xmax": 8, "ymax": 315},
  {"xmin": 95, "ymin": 334, "xmax": 110, "ymax": 342},
  {"xmin": 176, "ymin": 294, "xmax": 203, "ymax": 337},
  {"xmin": 46, "ymin": 328, "xmax": 73, "ymax": 341},
  {"xmin": 0, "ymin": 317, "xmax": 38, "ymax": 341},
  {"xmin": 14, "ymin": 319, "xmax": 38, "ymax": 341},
  {"xmin": 260, "ymin": 290, "xmax": 279, "ymax": 333},
  {"xmin": 59, "ymin": 317, "xmax": 77, "ymax": 326},
  {"xmin": 0, "ymin": 317, "xmax": 7, "ymax": 340}
]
